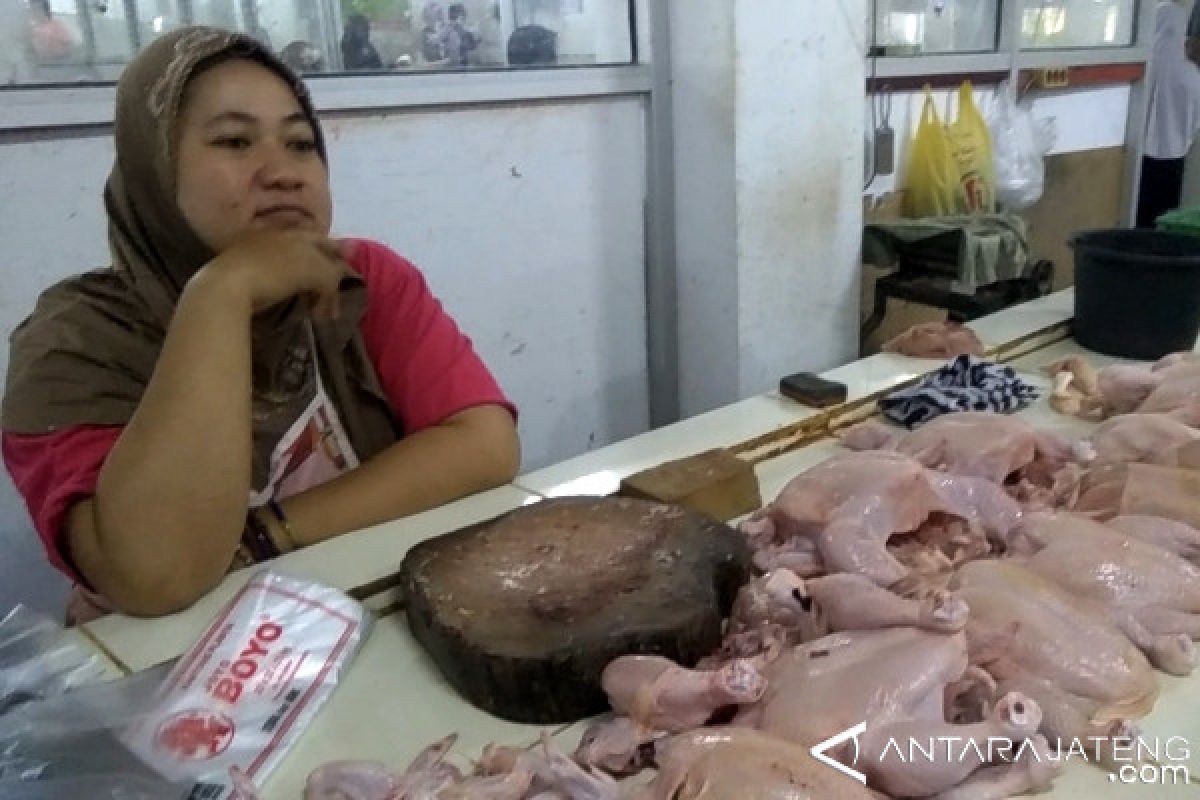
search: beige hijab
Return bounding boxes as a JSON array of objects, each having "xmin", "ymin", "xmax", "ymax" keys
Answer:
[{"xmin": 3, "ymin": 27, "xmax": 400, "ymax": 490}]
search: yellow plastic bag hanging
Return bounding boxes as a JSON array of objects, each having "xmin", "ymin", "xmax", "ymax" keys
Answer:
[
  {"xmin": 944, "ymin": 81, "xmax": 995, "ymax": 214},
  {"xmin": 904, "ymin": 87, "xmax": 961, "ymax": 217}
]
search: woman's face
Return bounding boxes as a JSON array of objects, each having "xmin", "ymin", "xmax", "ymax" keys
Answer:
[{"xmin": 175, "ymin": 59, "xmax": 332, "ymax": 253}]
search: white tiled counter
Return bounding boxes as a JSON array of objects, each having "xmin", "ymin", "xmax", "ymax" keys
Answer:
[
  {"xmin": 512, "ymin": 393, "xmax": 816, "ymax": 498},
  {"xmin": 62, "ymin": 626, "xmax": 127, "ymax": 680},
  {"xmin": 257, "ymin": 614, "xmax": 559, "ymax": 800},
  {"xmin": 81, "ymin": 288, "xmax": 1200, "ymax": 797},
  {"xmin": 969, "ymin": 289, "xmax": 1074, "ymax": 349},
  {"xmin": 84, "ymin": 485, "xmax": 537, "ymax": 674}
]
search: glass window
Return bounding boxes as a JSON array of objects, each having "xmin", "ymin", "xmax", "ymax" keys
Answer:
[
  {"xmin": 872, "ymin": 0, "xmax": 1000, "ymax": 55},
  {"xmin": 1021, "ymin": 0, "xmax": 1138, "ymax": 49},
  {"xmin": 17, "ymin": 0, "xmax": 134, "ymax": 82},
  {"xmin": 0, "ymin": 0, "xmax": 633, "ymax": 86},
  {"xmin": 328, "ymin": 0, "xmax": 633, "ymax": 72}
]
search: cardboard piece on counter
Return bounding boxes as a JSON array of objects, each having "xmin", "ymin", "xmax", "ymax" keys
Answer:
[{"xmin": 619, "ymin": 448, "xmax": 763, "ymax": 522}]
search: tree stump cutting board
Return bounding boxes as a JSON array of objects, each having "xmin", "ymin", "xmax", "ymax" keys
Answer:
[{"xmin": 400, "ymin": 496, "xmax": 752, "ymax": 724}]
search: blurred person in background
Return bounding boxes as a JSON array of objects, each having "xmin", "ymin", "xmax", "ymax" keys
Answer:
[
  {"xmin": 28, "ymin": 0, "xmax": 75, "ymax": 63},
  {"xmin": 443, "ymin": 3, "xmax": 478, "ymax": 66},
  {"xmin": 341, "ymin": 13, "xmax": 383, "ymax": 69},
  {"xmin": 1140, "ymin": 0, "xmax": 1200, "ymax": 227},
  {"xmin": 281, "ymin": 39, "xmax": 325, "ymax": 73}
]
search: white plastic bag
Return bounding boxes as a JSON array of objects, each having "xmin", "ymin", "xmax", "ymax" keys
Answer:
[
  {"xmin": 987, "ymin": 82, "xmax": 1054, "ymax": 210},
  {"xmin": 122, "ymin": 571, "xmax": 371, "ymax": 799}
]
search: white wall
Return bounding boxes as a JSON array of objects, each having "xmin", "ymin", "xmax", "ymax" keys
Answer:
[
  {"xmin": 733, "ymin": 0, "xmax": 865, "ymax": 395},
  {"xmin": 672, "ymin": 0, "xmax": 866, "ymax": 417},
  {"xmin": 864, "ymin": 83, "xmax": 1133, "ymax": 199},
  {"xmin": 324, "ymin": 99, "xmax": 650, "ymax": 466},
  {"xmin": 1, "ymin": 132, "xmax": 112, "ymax": 617},
  {"xmin": 0, "ymin": 97, "xmax": 648, "ymax": 617},
  {"xmin": 670, "ymin": 0, "xmax": 738, "ymax": 415}
]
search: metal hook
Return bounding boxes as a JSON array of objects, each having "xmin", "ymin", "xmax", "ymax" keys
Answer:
[{"xmin": 879, "ymin": 88, "xmax": 893, "ymax": 127}]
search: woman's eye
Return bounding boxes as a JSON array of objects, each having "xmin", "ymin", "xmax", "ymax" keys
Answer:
[
  {"xmin": 289, "ymin": 139, "xmax": 318, "ymax": 153},
  {"xmin": 212, "ymin": 136, "xmax": 251, "ymax": 150}
]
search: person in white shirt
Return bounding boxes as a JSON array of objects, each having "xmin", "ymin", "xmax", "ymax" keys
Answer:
[{"xmin": 1140, "ymin": 1, "xmax": 1200, "ymax": 227}]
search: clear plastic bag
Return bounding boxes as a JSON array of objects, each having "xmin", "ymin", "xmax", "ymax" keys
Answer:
[
  {"xmin": 0, "ymin": 774, "xmax": 184, "ymax": 800},
  {"xmin": 0, "ymin": 606, "xmax": 106, "ymax": 715},
  {"xmin": 0, "ymin": 571, "xmax": 371, "ymax": 800},
  {"xmin": 987, "ymin": 82, "xmax": 1055, "ymax": 211},
  {"xmin": 0, "ymin": 606, "xmax": 185, "ymax": 799}
]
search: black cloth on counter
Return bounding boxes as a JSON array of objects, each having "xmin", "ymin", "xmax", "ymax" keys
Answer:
[{"xmin": 880, "ymin": 355, "xmax": 1041, "ymax": 428}]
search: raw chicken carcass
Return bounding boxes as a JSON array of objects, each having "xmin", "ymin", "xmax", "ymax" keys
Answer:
[
  {"xmin": 304, "ymin": 734, "xmax": 462, "ymax": 800},
  {"xmin": 600, "ymin": 655, "xmax": 766, "ymax": 732},
  {"xmin": 1137, "ymin": 358, "xmax": 1200, "ymax": 413},
  {"xmin": 803, "ymin": 572, "xmax": 968, "ymax": 634},
  {"xmin": 631, "ymin": 727, "xmax": 878, "ymax": 800},
  {"xmin": 574, "ymin": 714, "xmax": 660, "ymax": 775},
  {"xmin": 306, "ymin": 733, "xmax": 619, "ymax": 800},
  {"xmin": 882, "ymin": 321, "xmax": 985, "ymax": 360},
  {"xmin": 1072, "ymin": 462, "xmax": 1130, "ymax": 518},
  {"xmin": 840, "ymin": 412, "xmax": 1077, "ymax": 504},
  {"xmin": 303, "ymin": 762, "xmax": 402, "ymax": 800},
  {"xmin": 1014, "ymin": 512, "xmax": 1200, "ymax": 675},
  {"xmin": 743, "ymin": 451, "xmax": 1021, "ymax": 586},
  {"xmin": 701, "ymin": 568, "xmax": 822, "ymax": 662},
  {"xmin": 702, "ymin": 569, "xmax": 968, "ymax": 667},
  {"xmin": 1045, "ymin": 356, "xmax": 1103, "ymax": 417},
  {"xmin": 1047, "ymin": 354, "xmax": 1200, "ymax": 418},
  {"xmin": 952, "ymin": 560, "xmax": 1158, "ymax": 757},
  {"xmin": 733, "ymin": 627, "xmax": 1056, "ymax": 798},
  {"xmin": 931, "ymin": 734, "xmax": 1061, "ymax": 800},
  {"xmin": 1155, "ymin": 352, "xmax": 1200, "ymax": 370},
  {"xmin": 1075, "ymin": 462, "xmax": 1200, "ymax": 531},
  {"xmin": 1108, "ymin": 514, "xmax": 1200, "ymax": 564},
  {"xmin": 639, "ymin": 726, "xmax": 1056, "ymax": 800},
  {"xmin": 578, "ymin": 654, "xmax": 769, "ymax": 775},
  {"xmin": 1084, "ymin": 409, "xmax": 1200, "ymax": 467},
  {"xmin": 1045, "ymin": 358, "xmax": 1160, "ymax": 418},
  {"xmin": 517, "ymin": 733, "xmax": 620, "ymax": 800}
]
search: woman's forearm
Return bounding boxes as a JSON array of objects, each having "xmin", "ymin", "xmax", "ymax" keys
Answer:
[
  {"xmin": 276, "ymin": 404, "xmax": 519, "ymax": 547},
  {"xmin": 70, "ymin": 271, "xmax": 255, "ymax": 614}
]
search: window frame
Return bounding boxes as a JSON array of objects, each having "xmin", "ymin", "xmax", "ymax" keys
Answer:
[
  {"xmin": 1, "ymin": 0, "xmax": 650, "ymax": 132},
  {"xmin": 871, "ymin": 0, "xmax": 1006, "ymax": 58},
  {"xmin": 870, "ymin": 0, "xmax": 1151, "ymax": 80},
  {"xmin": 866, "ymin": 0, "xmax": 1157, "ymax": 230}
]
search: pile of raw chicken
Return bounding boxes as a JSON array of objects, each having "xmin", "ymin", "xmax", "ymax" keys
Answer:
[{"xmin": 302, "ymin": 352, "xmax": 1200, "ymax": 800}]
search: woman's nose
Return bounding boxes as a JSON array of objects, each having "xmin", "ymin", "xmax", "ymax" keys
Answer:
[{"xmin": 257, "ymin": 144, "xmax": 305, "ymax": 190}]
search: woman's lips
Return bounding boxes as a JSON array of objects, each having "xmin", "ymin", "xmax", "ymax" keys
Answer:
[{"xmin": 255, "ymin": 206, "xmax": 312, "ymax": 224}]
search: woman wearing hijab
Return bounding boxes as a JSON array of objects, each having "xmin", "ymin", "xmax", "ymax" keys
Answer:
[{"xmin": 2, "ymin": 27, "xmax": 519, "ymax": 620}]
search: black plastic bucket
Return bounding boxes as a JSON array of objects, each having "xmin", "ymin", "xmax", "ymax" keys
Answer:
[{"xmin": 1070, "ymin": 229, "xmax": 1200, "ymax": 360}]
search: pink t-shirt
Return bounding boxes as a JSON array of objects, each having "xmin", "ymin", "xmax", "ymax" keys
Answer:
[{"xmin": 2, "ymin": 239, "xmax": 515, "ymax": 583}]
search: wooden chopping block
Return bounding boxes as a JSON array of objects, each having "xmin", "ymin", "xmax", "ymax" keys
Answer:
[
  {"xmin": 400, "ymin": 496, "xmax": 751, "ymax": 723},
  {"xmin": 619, "ymin": 448, "xmax": 762, "ymax": 522}
]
